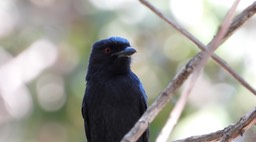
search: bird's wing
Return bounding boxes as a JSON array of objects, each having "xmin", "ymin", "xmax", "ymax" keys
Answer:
[
  {"xmin": 81, "ymin": 89, "xmax": 91, "ymax": 142},
  {"xmin": 132, "ymin": 73, "xmax": 149, "ymax": 142},
  {"xmin": 138, "ymin": 81, "xmax": 148, "ymax": 107},
  {"xmin": 139, "ymin": 82, "xmax": 150, "ymax": 142},
  {"xmin": 132, "ymin": 73, "xmax": 148, "ymax": 109}
]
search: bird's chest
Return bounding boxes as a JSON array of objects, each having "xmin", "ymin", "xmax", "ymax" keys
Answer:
[{"xmin": 87, "ymin": 77, "xmax": 140, "ymax": 110}]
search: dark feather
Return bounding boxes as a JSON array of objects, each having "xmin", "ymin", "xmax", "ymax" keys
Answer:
[{"xmin": 82, "ymin": 36, "xmax": 149, "ymax": 142}]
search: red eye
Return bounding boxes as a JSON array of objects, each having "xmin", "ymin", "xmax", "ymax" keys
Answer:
[{"xmin": 104, "ymin": 47, "xmax": 111, "ymax": 54}]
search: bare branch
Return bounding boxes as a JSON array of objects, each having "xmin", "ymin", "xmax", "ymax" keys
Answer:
[
  {"xmin": 156, "ymin": 1, "xmax": 240, "ymax": 141},
  {"xmin": 156, "ymin": 81, "xmax": 194, "ymax": 142},
  {"xmin": 121, "ymin": 1, "xmax": 256, "ymax": 142},
  {"xmin": 139, "ymin": 0, "xmax": 256, "ymax": 96},
  {"xmin": 207, "ymin": 0, "xmax": 239, "ymax": 52},
  {"xmin": 190, "ymin": 0, "xmax": 239, "ymax": 97},
  {"xmin": 224, "ymin": 1, "xmax": 256, "ymax": 42},
  {"xmin": 173, "ymin": 107, "xmax": 256, "ymax": 142},
  {"xmin": 121, "ymin": 52, "xmax": 204, "ymax": 142}
]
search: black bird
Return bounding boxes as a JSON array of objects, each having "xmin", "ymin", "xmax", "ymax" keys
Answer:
[{"xmin": 82, "ymin": 37, "xmax": 149, "ymax": 142}]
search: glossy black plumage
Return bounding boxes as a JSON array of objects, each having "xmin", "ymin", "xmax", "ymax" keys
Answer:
[{"xmin": 82, "ymin": 37, "xmax": 148, "ymax": 142}]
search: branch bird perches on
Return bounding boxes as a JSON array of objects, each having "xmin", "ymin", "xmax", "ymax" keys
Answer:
[{"xmin": 121, "ymin": 1, "xmax": 256, "ymax": 142}]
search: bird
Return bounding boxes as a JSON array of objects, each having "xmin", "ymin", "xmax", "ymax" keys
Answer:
[{"xmin": 81, "ymin": 36, "xmax": 149, "ymax": 142}]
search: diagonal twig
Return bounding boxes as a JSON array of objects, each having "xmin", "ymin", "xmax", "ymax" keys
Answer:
[
  {"xmin": 121, "ymin": 51, "xmax": 204, "ymax": 142},
  {"xmin": 188, "ymin": 0, "xmax": 239, "ymax": 99},
  {"xmin": 121, "ymin": 1, "xmax": 256, "ymax": 142},
  {"xmin": 157, "ymin": 0, "xmax": 240, "ymax": 141},
  {"xmin": 173, "ymin": 107, "xmax": 256, "ymax": 142},
  {"xmin": 224, "ymin": 1, "xmax": 256, "ymax": 42},
  {"xmin": 156, "ymin": 81, "xmax": 194, "ymax": 142},
  {"xmin": 139, "ymin": 0, "xmax": 256, "ymax": 96}
]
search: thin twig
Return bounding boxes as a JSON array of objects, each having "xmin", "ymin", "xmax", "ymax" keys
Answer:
[
  {"xmin": 190, "ymin": 0, "xmax": 239, "ymax": 97},
  {"xmin": 121, "ymin": 52, "xmax": 204, "ymax": 142},
  {"xmin": 224, "ymin": 1, "xmax": 256, "ymax": 42},
  {"xmin": 121, "ymin": 1, "xmax": 256, "ymax": 142},
  {"xmin": 157, "ymin": 0, "xmax": 240, "ymax": 141},
  {"xmin": 156, "ymin": 80, "xmax": 194, "ymax": 142},
  {"xmin": 139, "ymin": 0, "xmax": 256, "ymax": 96},
  {"xmin": 173, "ymin": 107, "xmax": 256, "ymax": 142},
  {"xmin": 189, "ymin": 0, "xmax": 239, "ymax": 98}
]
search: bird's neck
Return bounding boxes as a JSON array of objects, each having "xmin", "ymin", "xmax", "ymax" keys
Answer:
[{"xmin": 86, "ymin": 65, "xmax": 131, "ymax": 81}]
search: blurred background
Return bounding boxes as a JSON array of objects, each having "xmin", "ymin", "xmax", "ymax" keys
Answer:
[{"xmin": 0, "ymin": 0, "xmax": 255, "ymax": 142}]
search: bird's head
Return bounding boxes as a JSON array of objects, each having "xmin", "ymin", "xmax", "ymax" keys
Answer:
[{"xmin": 86, "ymin": 36, "xmax": 136, "ymax": 81}]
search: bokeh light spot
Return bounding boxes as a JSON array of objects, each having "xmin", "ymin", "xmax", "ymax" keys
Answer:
[
  {"xmin": 36, "ymin": 74, "xmax": 66, "ymax": 112},
  {"xmin": 2, "ymin": 85, "xmax": 33, "ymax": 119}
]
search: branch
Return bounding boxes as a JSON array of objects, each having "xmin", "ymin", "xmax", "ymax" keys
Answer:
[
  {"xmin": 173, "ymin": 107, "xmax": 256, "ymax": 142},
  {"xmin": 156, "ymin": 81, "xmax": 193, "ymax": 142},
  {"xmin": 121, "ymin": 1, "xmax": 256, "ymax": 142},
  {"xmin": 224, "ymin": 1, "xmax": 256, "ymax": 42},
  {"xmin": 157, "ymin": 1, "xmax": 240, "ymax": 141},
  {"xmin": 139, "ymin": 0, "xmax": 256, "ymax": 96},
  {"xmin": 121, "ymin": 52, "xmax": 204, "ymax": 142}
]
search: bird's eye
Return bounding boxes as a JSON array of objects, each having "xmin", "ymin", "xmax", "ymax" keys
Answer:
[{"xmin": 104, "ymin": 47, "xmax": 111, "ymax": 54}]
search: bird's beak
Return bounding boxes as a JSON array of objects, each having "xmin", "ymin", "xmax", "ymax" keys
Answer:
[{"xmin": 112, "ymin": 46, "xmax": 136, "ymax": 57}]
